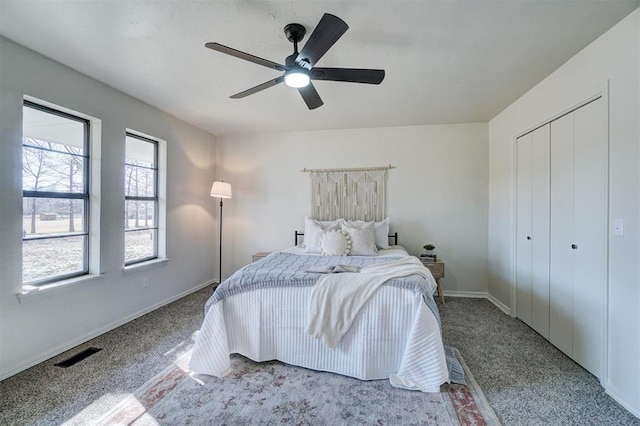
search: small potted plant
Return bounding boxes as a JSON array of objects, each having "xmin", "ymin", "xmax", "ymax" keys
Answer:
[{"xmin": 422, "ymin": 244, "xmax": 436, "ymax": 261}]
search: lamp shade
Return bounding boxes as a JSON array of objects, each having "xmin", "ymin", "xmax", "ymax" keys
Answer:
[{"xmin": 210, "ymin": 181, "xmax": 232, "ymax": 199}]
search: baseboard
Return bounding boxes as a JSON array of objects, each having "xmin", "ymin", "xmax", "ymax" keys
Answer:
[
  {"xmin": 443, "ymin": 291, "xmax": 511, "ymax": 316},
  {"xmin": 0, "ymin": 279, "xmax": 215, "ymax": 382},
  {"xmin": 604, "ymin": 382, "xmax": 640, "ymax": 419},
  {"xmin": 444, "ymin": 290, "xmax": 488, "ymax": 299},
  {"xmin": 485, "ymin": 293, "xmax": 511, "ymax": 315}
]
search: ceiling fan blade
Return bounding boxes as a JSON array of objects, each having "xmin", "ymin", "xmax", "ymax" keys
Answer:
[
  {"xmin": 230, "ymin": 76, "xmax": 285, "ymax": 99},
  {"xmin": 205, "ymin": 42, "xmax": 286, "ymax": 71},
  {"xmin": 296, "ymin": 13, "xmax": 348, "ymax": 68},
  {"xmin": 298, "ymin": 83, "xmax": 324, "ymax": 109},
  {"xmin": 311, "ymin": 68, "xmax": 385, "ymax": 84}
]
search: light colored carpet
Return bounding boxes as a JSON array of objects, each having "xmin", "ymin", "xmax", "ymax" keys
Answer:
[
  {"xmin": 440, "ymin": 298, "xmax": 640, "ymax": 426},
  {"xmin": 93, "ymin": 348, "xmax": 498, "ymax": 425},
  {"xmin": 1, "ymin": 286, "xmax": 638, "ymax": 425}
]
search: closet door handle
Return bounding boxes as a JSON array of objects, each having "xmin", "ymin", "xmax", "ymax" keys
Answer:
[
  {"xmin": 571, "ymin": 244, "xmax": 578, "ymax": 250},
  {"xmin": 526, "ymin": 236, "xmax": 531, "ymax": 240}
]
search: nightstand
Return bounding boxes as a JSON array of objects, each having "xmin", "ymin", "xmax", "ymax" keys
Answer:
[
  {"xmin": 420, "ymin": 258, "xmax": 445, "ymax": 303},
  {"xmin": 251, "ymin": 252, "xmax": 271, "ymax": 262}
]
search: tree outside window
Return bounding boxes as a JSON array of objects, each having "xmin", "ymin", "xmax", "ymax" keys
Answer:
[
  {"xmin": 22, "ymin": 101, "xmax": 89, "ymax": 285},
  {"xmin": 124, "ymin": 133, "xmax": 159, "ymax": 265}
]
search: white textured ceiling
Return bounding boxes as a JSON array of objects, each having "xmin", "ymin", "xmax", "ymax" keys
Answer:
[{"xmin": 1, "ymin": 1, "xmax": 638, "ymax": 136}]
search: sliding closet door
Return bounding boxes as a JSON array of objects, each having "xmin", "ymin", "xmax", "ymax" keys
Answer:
[
  {"xmin": 549, "ymin": 112, "xmax": 575, "ymax": 358},
  {"xmin": 530, "ymin": 125, "xmax": 550, "ymax": 339},
  {"xmin": 572, "ymin": 97, "xmax": 606, "ymax": 377},
  {"xmin": 516, "ymin": 133, "xmax": 533, "ymax": 327}
]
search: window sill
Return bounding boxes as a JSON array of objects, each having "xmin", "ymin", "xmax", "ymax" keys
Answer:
[
  {"xmin": 17, "ymin": 274, "xmax": 104, "ymax": 304},
  {"xmin": 122, "ymin": 258, "xmax": 169, "ymax": 275}
]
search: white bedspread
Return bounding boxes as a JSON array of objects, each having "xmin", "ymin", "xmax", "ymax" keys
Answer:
[
  {"xmin": 306, "ymin": 257, "xmax": 437, "ymax": 348},
  {"xmin": 189, "ymin": 285, "xmax": 449, "ymax": 392}
]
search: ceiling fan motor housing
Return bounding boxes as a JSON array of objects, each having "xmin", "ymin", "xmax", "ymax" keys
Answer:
[{"xmin": 284, "ymin": 23, "xmax": 306, "ymax": 45}]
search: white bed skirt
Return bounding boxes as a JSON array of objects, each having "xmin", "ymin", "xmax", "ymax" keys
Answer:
[{"xmin": 189, "ymin": 285, "xmax": 449, "ymax": 392}]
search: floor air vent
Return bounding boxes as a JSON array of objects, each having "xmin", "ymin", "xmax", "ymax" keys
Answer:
[{"xmin": 55, "ymin": 347, "xmax": 103, "ymax": 368}]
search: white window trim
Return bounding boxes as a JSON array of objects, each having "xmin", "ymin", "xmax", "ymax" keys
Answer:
[
  {"xmin": 19, "ymin": 96, "xmax": 102, "ymax": 293},
  {"xmin": 17, "ymin": 273, "xmax": 104, "ymax": 304},
  {"xmin": 122, "ymin": 257, "xmax": 170, "ymax": 276}
]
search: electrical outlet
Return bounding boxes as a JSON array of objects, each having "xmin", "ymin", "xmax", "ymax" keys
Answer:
[
  {"xmin": 142, "ymin": 276, "xmax": 149, "ymax": 288},
  {"xmin": 613, "ymin": 218, "xmax": 624, "ymax": 236}
]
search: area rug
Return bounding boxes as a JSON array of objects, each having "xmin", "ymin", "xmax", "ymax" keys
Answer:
[{"xmin": 96, "ymin": 349, "xmax": 500, "ymax": 425}]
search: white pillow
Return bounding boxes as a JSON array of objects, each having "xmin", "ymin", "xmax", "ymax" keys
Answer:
[
  {"xmin": 341, "ymin": 222, "xmax": 377, "ymax": 255},
  {"xmin": 320, "ymin": 229, "xmax": 352, "ymax": 256},
  {"xmin": 303, "ymin": 217, "xmax": 341, "ymax": 253},
  {"xmin": 345, "ymin": 217, "xmax": 391, "ymax": 249},
  {"xmin": 315, "ymin": 218, "xmax": 344, "ymax": 227}
]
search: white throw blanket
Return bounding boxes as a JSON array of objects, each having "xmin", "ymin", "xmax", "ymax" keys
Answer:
[{"xmin": 305, "ymin": 256, "xmax": 437, "ymax": 348}]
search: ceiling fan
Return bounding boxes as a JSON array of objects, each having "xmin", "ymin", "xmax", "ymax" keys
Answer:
[{"xmin": 205, "ymin": 13, "xmax": 385, "ymax": 110}]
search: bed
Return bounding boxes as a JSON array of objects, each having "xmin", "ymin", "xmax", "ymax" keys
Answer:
[{"xmin": 189, "ymin": 225, "xmax": 464, "ymax": 392}]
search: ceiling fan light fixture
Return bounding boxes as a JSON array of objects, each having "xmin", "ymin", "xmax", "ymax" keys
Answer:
[{"xmin": 284, "ymin": 69, "xmax": 310, "ymax": 88}]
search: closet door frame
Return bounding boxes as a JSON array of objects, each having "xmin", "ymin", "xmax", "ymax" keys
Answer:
[{"xmin": 511, "ymin": 83, "xmax": 609, "ymax": 382}]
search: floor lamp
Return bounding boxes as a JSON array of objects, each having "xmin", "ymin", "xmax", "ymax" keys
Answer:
[{"xmin": 210, "ymin": 181, "xmax": 232, "ymax": 284}]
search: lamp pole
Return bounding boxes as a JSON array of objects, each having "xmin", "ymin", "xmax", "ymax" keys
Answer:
[
  {"xmin": 210, "ymin": 180, "xmax": 232, "ymax": 285},
  {"xmin": 218, "ymin": 198, "xmax": 223, "ymax": 283}
]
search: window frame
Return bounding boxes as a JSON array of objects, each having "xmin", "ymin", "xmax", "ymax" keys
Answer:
[
  {"xmin": 124, "ymin": 132, "xmax": 160, "ymax": 266},
  {"xmin": 21, "ymin": 100, "xmax": 91, "ymax": 286}
]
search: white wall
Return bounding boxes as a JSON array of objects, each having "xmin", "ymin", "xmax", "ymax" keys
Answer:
[
  {"xmin": 487, "ymin": 10, "xmax": 639, "ymax": 415},
  {"xmin": 218, "ymin": 123, "xmax": 489, "ymax": 296},
  {"xmin": 0, "ymin": 37, "xmax": 217, "ymax": 379}
]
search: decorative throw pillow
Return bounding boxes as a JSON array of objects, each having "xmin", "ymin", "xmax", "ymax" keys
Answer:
[
  {"xmin": 320, "ymin": 229, "xmax": 352, "ymax": 256},
  {"xmin": 303, "ymin": 217, "xmax": 340, "ymax": 253},
  {"xmin": 341, "ymin": 222, "xmax": 377, "ymax": 255},
  {"xmin": 345, "ymin": 217, "xmax": 391, "ymax": 249}
]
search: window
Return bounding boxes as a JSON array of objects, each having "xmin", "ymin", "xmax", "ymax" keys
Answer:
[
  {"xmin": 124, "ymin": 132, "xmax": 159, "ymax": 265},
  {"xmin": 22, "ymin": 101, "xmax": 90, "ymax": 285}
]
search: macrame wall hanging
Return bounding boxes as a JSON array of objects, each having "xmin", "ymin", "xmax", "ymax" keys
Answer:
[{"xmin": 303, "ymin": 165, "xmax": 393, "ymax": 221}]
